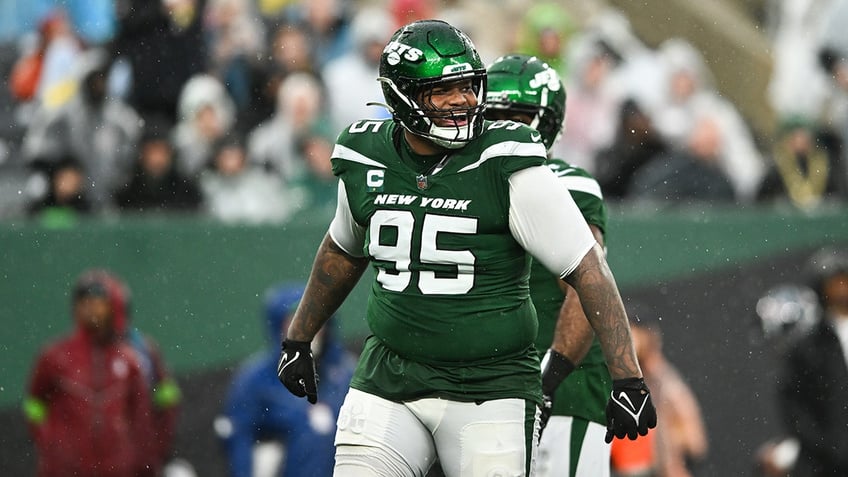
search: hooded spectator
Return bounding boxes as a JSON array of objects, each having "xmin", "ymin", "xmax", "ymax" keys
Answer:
[
  {"xmin": 215, "ymin": 283, "xmax": 355, "ymax": 477},
  {"xmin": 172, "ymin": 74, "xmax": 237, "ymax": 179},
  {"xmin": 24, "ymin": 269, "xmax": 155, "ymax": 477}
]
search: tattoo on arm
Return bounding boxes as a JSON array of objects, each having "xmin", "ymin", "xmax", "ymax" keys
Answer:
[
  {"xmin": 563, "ymin": 243, "xmax": 642, "ymax": 379},
  {"xmin": 551, "ymin": 284, "xmax": 595, "ymax": 364},
  {"xmin": 285, "ymin": 234, "xmax": 368, "ymax": 342},
  {"xmin": 552, "ymin": 225, "xmax": 605, "ymax": 363}
]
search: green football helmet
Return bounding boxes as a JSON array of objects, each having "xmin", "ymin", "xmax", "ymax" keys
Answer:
[
  {"xmin": 377, "ymin": 20, "xmax": 487, "ymax": 149},
  {"xmin": 485, "ymin": 54, "xmax": 566, "ymax": 151}
]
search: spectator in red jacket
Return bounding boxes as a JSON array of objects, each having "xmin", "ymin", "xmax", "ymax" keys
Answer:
[{"xmin": 23, "ymin": 269, "xmax": 155, "ymax": 477}]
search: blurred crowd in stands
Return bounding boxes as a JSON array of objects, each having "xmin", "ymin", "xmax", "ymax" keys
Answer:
[{"xmin": 1, "ymin": 0, "xmax": 848, "ymax": 226}]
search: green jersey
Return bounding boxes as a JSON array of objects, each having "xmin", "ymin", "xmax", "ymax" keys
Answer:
[
  {"xmin": 529, "ymin": 159, "xmax": 612, "ymax": 424},
  {"xmin": 331, "ymin": 119, "xmax": 550, "ymax": 404}
]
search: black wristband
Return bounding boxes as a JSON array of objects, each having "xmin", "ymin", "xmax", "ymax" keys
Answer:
[{"xmin": 541, "ymin": 349, "xmax": 576, "ymax": 395}]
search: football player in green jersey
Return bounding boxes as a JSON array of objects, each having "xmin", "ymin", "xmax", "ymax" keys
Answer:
[
  {"xmin": 277, "ymin": 20, "xmax": 655, "ymax": 477},
  {"xmin": 486, "ymin": 54, "xmax": 614, "ymax": 477}
]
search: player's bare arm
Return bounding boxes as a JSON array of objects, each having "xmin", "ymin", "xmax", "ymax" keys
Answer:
[
  {"xmin": 552, "ymin": 224, "xmax": 605, "ymax": 363},
  {"xmin": 285, "ymin": 234, "xmax": 368, "ymax": 342},
  {"xmin": 564, "ymin": 243, "xmax": 642, "ymax": 380},
  {"xmin": 551, "ymin": 285, "xmax": 594, "ymax": 363}
]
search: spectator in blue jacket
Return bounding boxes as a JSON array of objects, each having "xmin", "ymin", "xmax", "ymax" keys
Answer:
[{"xmin": 215, "ymin": 283, "xmax": 355, "ymax": 477}]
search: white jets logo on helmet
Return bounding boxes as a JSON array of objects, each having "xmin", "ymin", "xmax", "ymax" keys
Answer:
[
  {"xmin": 384, "ymin": 41, "xmax": 424, "ymax": 66},
  {"xmin": 442, "ymin": 63, "xmax": 472, "ymax": 75},
  {"xmin": 529, "ymin": 69, "xmax": 561, "ymax": 91}
]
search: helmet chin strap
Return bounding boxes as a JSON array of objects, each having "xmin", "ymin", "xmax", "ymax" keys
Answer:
[
  {"xmin": 427, "ymin": 122, "xmax": 473, "ymax": 149},
  {"xmin": 530, "ymin": 112, "xmax": 542, "ymax": 131},
  {"xmin": 402, "ymin": 124, "xmax": 466, "ymax": 150},
  {"xmin": 422, "ymin": 106, "xmax": 482, "ymax": 149}
]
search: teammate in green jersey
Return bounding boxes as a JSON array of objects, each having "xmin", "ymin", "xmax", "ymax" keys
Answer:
[
  {"xmin": 277, "ymin": 20, "xmax": 655, "ymax": 477},
  {"xmin": 486, "ymin": 54, "xmax": 613, "ymax": 477}
]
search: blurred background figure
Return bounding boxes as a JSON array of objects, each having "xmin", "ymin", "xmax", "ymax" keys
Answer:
[
  {"xmin": 247, "ymin": 71, "xmax": 332, "ymax": 211},
  {"xmin": 204, "ymin": 0, "xmax": 266, "ymax": 117},
  {"xmin": 816, "ymin": 0, "xmax": 848, "ymax": 194},
  {"xmin": 173, "ymin": 74, "xmax": 237, "ymax": 180},
  {"xmin": 549, "ymin": 8, "xmax": 664, "ymax": 176},
  {"xmin": 627, "ymin": 111, "xmax": 737, "ymax": 204},
  {"xmin": 200, "ymin": 133, "xmax": 292, "ymax": 224},
  {"xmin": 650, "ymin": 38, "xmax": 766, "ymax": 202},
  {"xmin": 388, "ymin": 0, "xmax": 437, "ymax": 31},
  {"xmin": 110, "ymin": 0, "xmax": 208, "ymax": 125},
  {"xmin": 230, "ymin": 18, "xmax": 318, "ymax": 134},
  {"xmin": 8, "ymin": 8, "xmax": 83, "ymax": 111},
  {"xmin": 594, "ymin": 97, "xmax": 670, "ymax": 201},
  {"xmin": 114, "ymin": 116, "xmax": 203, "ymax": 215},
  {"xmin": 293, "ymin": 128, "xmax": 337, "ymax": 212},
  {"xmin": 247, "ymin": 72, "xmax": 324, "ymax": 179},
  {"xmin": 21, "ymin": 48, "xmax": 142, "ymax": 212},
  {"xmin": 756, "ymin": 116, "xmax": 848, "ymax": 210},
  {"xmin": 554, "ymin": 35, "xmax": 623, "ymax": 174},
  {"xmin": 754, "ymin": 283, "xmax": 822, "ymax": 356},
  {"xmin": 592, "ymin": 8, "xmax": 667, "ymax": 120},
  {"xmin": 774, "ymin": 247, "xmax": 848, "ymax": 476},
  {"xmin": 512, "ymin": 1, "xmax": 576, "ymax": 76},
  {"xmin": 26, "ymin": 155, "xmax": 92, "ymax": 228},
  {"xmin": 295, "ymin": 0, "xmax": 351, "ymax": 69},
  {"xmin": 751, "ymin": 282, "xmax": 820, "ymax": 477},
  {"xmin": 612, "ymin": 319, "xmax": 708, "ymax": 477},
  {"xmin": 24, "ymin": 269, "xmax": 155, "ymax": 477},
  {"xmin": 214, "ymin": 283, "xmax": 354, "ymax": 477},
  {"xmin": 765, "ymin": 0, "xmax": 834, "ymax": 127},
  {"xmin": 321, "ymin": 4, "xmax": 393, "ymax": 134},
  {"xmin": 241, "ymin": 19, "xmax": 324, "ymax": 133},
  {"xmin": 267, "ymin": 20, "xmax": 320, "ymax": 78}
]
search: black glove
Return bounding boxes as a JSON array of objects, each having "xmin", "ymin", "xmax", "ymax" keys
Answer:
[
  {"xmin": 277, "ymin": 339, "xmax": 318, "ymax": 404},
  {"xmin": 539, "ymin": 349, "xmax": 576, "ymax": 433},
  {"xmin": 604, "ymin": 377, "xmax": 657, "ymax": 443}
]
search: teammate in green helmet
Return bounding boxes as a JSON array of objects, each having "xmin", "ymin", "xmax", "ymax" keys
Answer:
[
  {"xmin": 486, "ymin": 53, "xmax": 567, "ymax": 151},
  {"xmin": 486, "ymin": 53, "xmax": 616, "ymax": 477}
]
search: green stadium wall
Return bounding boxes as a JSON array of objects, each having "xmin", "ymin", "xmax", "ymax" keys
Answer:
[{"xmin": 2, "ymin": 205, "xmax": 847, "ymax": 409}]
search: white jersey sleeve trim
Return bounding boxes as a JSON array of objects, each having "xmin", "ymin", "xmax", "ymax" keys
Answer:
[
  {"xmin": 508, "ymin": 166, "xmax": 595, "ymax": 278},
  {"xmin": 559, "ymin": 175, "xmax": 604, "ymax": 200},
  {"xmin": 458, "ymin": 141, "xmax": 547, "ymax": 172},
  {"xmin": 328, "ymin": 180, "xmax": 367, "ymax": 257},
  {"xmin": 332, "ymin": 144, "xmax": 387, "ymax": 168}
]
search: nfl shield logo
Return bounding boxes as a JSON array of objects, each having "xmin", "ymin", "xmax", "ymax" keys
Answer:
[{"xmin": 416, "ymin": 174, "xmax": 428, "ymax": 190}]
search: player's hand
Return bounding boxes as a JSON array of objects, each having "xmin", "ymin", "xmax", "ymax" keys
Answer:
[
  {"xmin": 539, "ymin": 392, "xmax": 554, "ymax": 433},
  {"xmin": 277, "ymin": 339, "xmax": 318, "ymax": 404},
  {"xmin": 604, "ymin": 377, "xmax": 657, "ymax": 443}
]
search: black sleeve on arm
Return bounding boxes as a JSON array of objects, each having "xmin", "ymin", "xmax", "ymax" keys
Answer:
[{"xmin": 541, "ymin": 349, "xmax": 577, "ymax": 395}]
